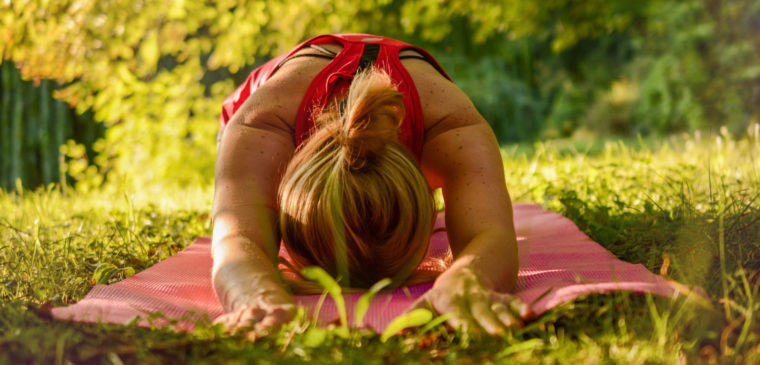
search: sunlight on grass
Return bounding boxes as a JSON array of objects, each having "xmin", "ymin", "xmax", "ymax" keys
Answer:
[{"xmin": 2, "ymin": 129, "xmax": 759, "ymax": 363}]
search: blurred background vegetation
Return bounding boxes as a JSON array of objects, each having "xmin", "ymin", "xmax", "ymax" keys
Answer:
[{"xmin": 1, "ymin": 0, "xmax": 759, "ymax": 192}]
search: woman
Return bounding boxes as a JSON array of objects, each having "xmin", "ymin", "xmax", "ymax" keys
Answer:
[{"xmin": 212, "ymin": 34, "xmax": 531, "ymax": 335}]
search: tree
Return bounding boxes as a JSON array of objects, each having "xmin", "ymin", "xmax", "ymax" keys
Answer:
[{"xmin": 0, "ymin": 0, "xmax": 655, "ymax": 189}]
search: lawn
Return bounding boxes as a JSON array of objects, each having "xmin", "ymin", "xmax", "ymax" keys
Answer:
[{"xmin": 1, "ymin": 129, "xmax": 759, "ymax": 364}]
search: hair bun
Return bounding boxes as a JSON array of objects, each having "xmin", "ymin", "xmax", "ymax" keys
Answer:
[{"xmin": 329, "ymin": 68, "xmax": 405, "ymax": 171}]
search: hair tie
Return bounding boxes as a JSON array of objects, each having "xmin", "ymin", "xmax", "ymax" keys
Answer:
[{"xmin": 338, "ymin": 98, "xmax": 347, "ymax": 115}]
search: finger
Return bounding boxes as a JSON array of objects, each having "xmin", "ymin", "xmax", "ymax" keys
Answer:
[
  {"xmin": 434, "ymin": 294, "xmax": 466, "ymax": 331},
  {"xmin": 253, "ymin": 306, "xmax": 295, "ymax": 333},
  {"xmin": 508, "ymin": 297, "xmax": 534, "ymax": 320},
  {"xmin": 493, "ymin": 292, "xmax": 534, "ymax": 320},
  {"xmin": 490, "ymin": 302, "xmax": 522, "ymax": 328},
  {"xmin": 214, "ymin": 307, "xmax": 264, "ymax": 332},
  {"xmin": 245, "ymin": 330, "xmax": 260, "ymax": 342},
  {"xmin": 216, "ymin": 309, "xmax": 246, "ymax": 332},
  {"xmin": 237, "ymin": 307, "xmax": 267, "ymax": 328},
  {"xmin": 216, "ymin": 312, "xmax": 246, "ymax": 333},
  {"xmin": 444, "ymin": 312, "xmax": 469, "ymax": 333},
  {"xmin": 470, "ymin": 298, "xmax": 506, "ymax": 335},
  {"xmin": 445, "ymin": 298, "xmax": 479, "ymax": 334},
  {"xmin": 253, "ymin": 317, "xmax": 278, "ymax": 334},
  {"xmin": 213, "ymin": 313, "xmax": 233, "ymax": 326}
]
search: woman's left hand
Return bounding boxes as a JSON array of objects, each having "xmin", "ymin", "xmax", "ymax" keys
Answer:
[{"xmin": 408, "ymin": 265, "xmax": 533, "ymax": 335}]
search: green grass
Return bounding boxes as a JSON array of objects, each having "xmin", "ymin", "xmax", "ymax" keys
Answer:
[{"xmin": 2, "ymin": 129, "xmax": 759, "ymax": 363}]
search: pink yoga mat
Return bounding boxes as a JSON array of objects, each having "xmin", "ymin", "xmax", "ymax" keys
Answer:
[{"xmin": 52, "ymin": 204, "xmax": 684, "ymax": 332}]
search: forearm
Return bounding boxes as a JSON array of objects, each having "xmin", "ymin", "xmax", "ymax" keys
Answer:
[
  {"xmin": 442, "ymin": 228, "xmax": 518, "ymax": 292},
  {"xmin": 211, "ymin": 235, "xmax": 293, "ymax": 312}
]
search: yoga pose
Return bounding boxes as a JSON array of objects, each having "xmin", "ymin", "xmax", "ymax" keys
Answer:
[{"xmin": 212, "ymin": 34, "xmax": 530, "ymax": 335}]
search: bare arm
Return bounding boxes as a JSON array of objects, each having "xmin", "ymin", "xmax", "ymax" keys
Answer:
[
  {"xmin": 421, "ymin": 94, "xmax": 518, "ymax": 292},
  {"xmin": 211, "ymin": 81, "xmax": 297, "ymax": 330},
  {"xmin": 413, "ymin": 72, "xmax": 529, "ymax": 334},
  {"xmin": 211, "ymin": 50, "xmax": 341, "ymax": 331}
]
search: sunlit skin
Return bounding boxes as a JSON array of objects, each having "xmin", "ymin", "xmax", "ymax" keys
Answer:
[{"xmin": 212, "ymin": 43, "xmax": 533, "ymax": 336}]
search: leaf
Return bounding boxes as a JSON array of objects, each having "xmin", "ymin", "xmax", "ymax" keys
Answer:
[
  {"xmin": 168, "ymin": 0, "xmax": 186, "ymax": 20},
  {"xmin": 334, "ymin": 326, "xmax": 349, "ymax": 339},
  {"xmin": 380, "ymin": 308, "xmax": 434, "ymax": 342},
  {"xmin": 737, "ymin": 65, "xmax": 760, "ymax": 80},
  {"xmin": 302, "ymin": 327, "xmax": 327, "ymax": 348},
  {"xmin": 92, "ymin": 263, "xmax": 119, "ymax": 284},
  {"xmin": 354, "ymin": 278, "xmax": 391, "ymax": 328},
  {"xmin": 123, "ymin": 267, "xmax": 135, "ymax": 277},
  {"xmin": 497, "ymin": 338, "xmax": 544, "ymax": 358},
  {"xmin": 301, "ymin": 266, "xmax": 347, "ymax": 330},
  {"xmin": 419, "ymin": 313, "xmax": 453, "ymax": 334},
  {"xmin": 137, "ymin": 31, "xmax": 159, "ymax": 76}
]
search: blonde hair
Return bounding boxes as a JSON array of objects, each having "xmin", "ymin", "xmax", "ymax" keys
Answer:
[{"xmin": 278, "ymin": 67, "xmax": 442, "ymax": 293}]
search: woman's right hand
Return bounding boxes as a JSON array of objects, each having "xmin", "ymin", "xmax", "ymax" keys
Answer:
[
  {"xmin": 213, "ymin": 284, "xmax": 297, "ymax": 335},
  {"xmin": 211, "ymin": 250, "xmax": 297, "ymax": 336}
]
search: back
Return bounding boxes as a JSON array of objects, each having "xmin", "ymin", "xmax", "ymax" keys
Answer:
[{"xmin": 218, "ymin": 34, "xmax": 454, "ymax": 161}]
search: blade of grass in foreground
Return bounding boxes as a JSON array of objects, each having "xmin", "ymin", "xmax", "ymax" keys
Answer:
[
  {"xmin": 381, "ymin": 308, "xmax": 433, "ymax": 342},
  {"xmin": 301, "ymin": 266, "xmax": 348, "ymax": 337},
  {"xmin": 354, "ymin": 278, "xmax": 392, "ymax": 328}
]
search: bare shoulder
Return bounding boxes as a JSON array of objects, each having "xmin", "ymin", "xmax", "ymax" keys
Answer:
[
  {"xmin": 228, "ymin": 52, "xmax": 335, "ymax": 138},
  {"xmin": 401, "ymin": 53, "xmax": 495, "ymax": 190},
  {"xmin": 400, "ymin": 54, "xmax": 486, "ymax": 144}
]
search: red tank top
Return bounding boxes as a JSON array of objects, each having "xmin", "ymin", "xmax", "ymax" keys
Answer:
[{"xmin": 219, "ymin": 34, "xmax": 451, "ymax": 161}]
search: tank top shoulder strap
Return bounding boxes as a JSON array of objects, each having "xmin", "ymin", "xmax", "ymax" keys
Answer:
[
  {"xmin": 329, "ymin": 34, "xmax": 452, "ymax": 81},
  {"xmin": 219, "ymin": 35, "xmax": 351, "ymax": 131}
]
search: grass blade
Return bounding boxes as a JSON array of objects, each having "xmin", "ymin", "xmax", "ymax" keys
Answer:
[
  {"xmin": 380, "ymin": 308, "xmax": 433, "ymax": 342},
  {"xmin": 354, "ymin": 278, "xmax": 391, "ymax": 328},
  {"xmin": 301, "ymin": 266, "xmax": 348, "ymax": 332}
]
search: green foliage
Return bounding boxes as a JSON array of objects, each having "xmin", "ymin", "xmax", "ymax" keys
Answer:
[
  {"xmin": 1, "ymin": 0, "xmax": 758, "ymax": 198},
  {"xmin": 0, "ymin": 0, "xmax": 661, "ymax": 190},
  {"xmin": 580, "ymin": 0, "xmax": 760, "ymax": 137},
  {"xmin": 398, "ymin": 0, "xmax": 643, "ymax": 51},
  {"xmin": 438, "ymin": 46, "xmax": 545, "ymax": 142},
  {"xmin": 0, "ymin": 0, "xmax": 416, "ymax": 190}
]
